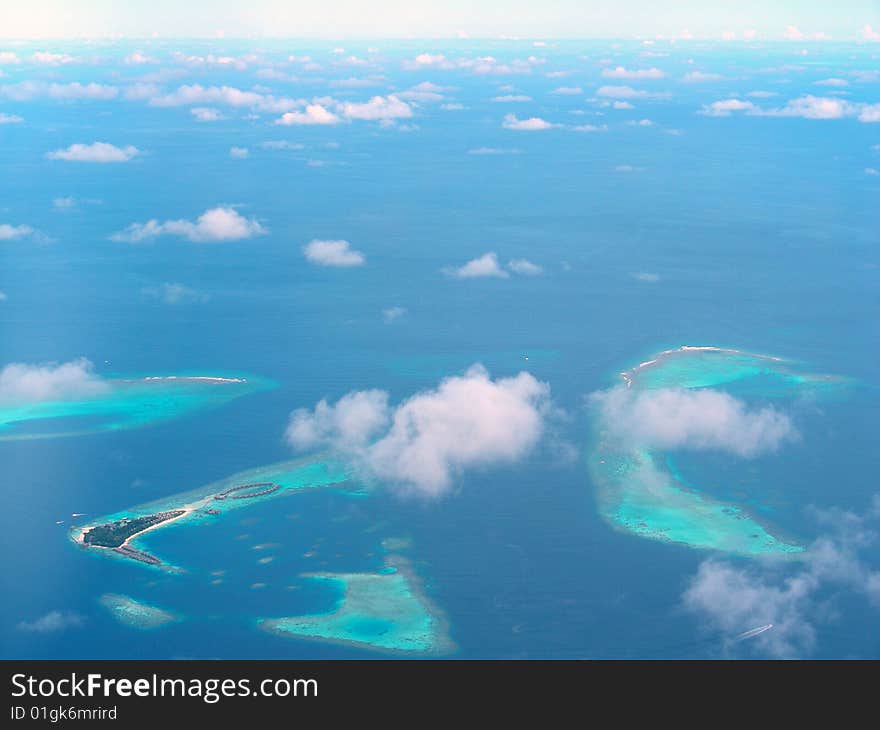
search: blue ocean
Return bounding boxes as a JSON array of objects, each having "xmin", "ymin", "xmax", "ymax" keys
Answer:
[{"xmin": 1, "ymin": 39, "xmax": 878, "ymax": 659}]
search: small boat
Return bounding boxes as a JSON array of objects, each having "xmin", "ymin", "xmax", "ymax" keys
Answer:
[{"xmin": 734, "ymin": 624, "xmax": 773, "ymax": 641}]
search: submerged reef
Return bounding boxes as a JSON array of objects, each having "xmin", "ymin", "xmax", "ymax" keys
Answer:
[
  {"xmin": 589, "ymin": 346, "xmax": 848, "ymax": 556},
  {"xmin": 0, "ymin": 373, "xmax": 274, "ymax": 440},
  {"xmin": 259, "ymin": 556, "xmax": 455, "ymax": 656},
  {"xmin": 98, "ymin": 593, "xmax": 181, "ymax": 630}
]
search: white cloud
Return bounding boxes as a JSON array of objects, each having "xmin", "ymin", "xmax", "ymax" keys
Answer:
[
  {"xmin": 814, "ymin": 78, "xmax": 849, "ymax": 87},
  {"xmin": 287, "ymin": 389, "xmax": 390, "ymax": 452},
  {"xmin": 508, "ymin": 258, "xmax": 543, "ymax": 275},
  {"xmin": 627, "ymin": 118, "xmax": 654, "ymax": 127},
  {"xmin": 171, "ymin": 52, "xmax": 256, "ymax": 71},
  {"xmin": 123, "ymin": 51, "xmax": 157, "ymax": 65},
  {"xmin": 0, "ymin": 290, "xmax": 7, "ymax": 301},
  {"xmin": 0, "ymin": 112, "xmax": 23, "ymax": 123},
  {"xmin": 445, "ymin": 252, "xmax": 509, "ymax": 279},
  {"xmin": 596, "ymin": 85, "xmax": 649, "ymax": 99},
  {"xmin": 382, "ymin": 306, "xmax": 407, "ymax": 323},
  {"xmin": 571, "ymin": 123, "xmax": 608, "ymax": 132},
  {"xmin": 0, "ymin": 81, "xmax": 118, "ymax": 101},
  {"xmin": 17, "ymin": 610, "xmax": 85, "ymax": 633},
  {"xmin": 765, "ymin": 95, "xmax": 851, "ymax": 119},
  {"xmin": 396, "ymin": 81, "xmax": 448, "ymax": 102},
  {"xmin": 706, "ymin": 95, "xmax": 880, "ymax": 123},
  {"xmin": 784, "ymin": 25, "xmax": 804, "ymax": 40},
  {"xmin": 602, "ymin": 66, "xmax": 665, "ymax": 79},
  {"xmin": 747, "ymin": 90, "xmax": 778, "ymax": 98},
  {"xmin": 303, "ymin": 239, "xmax": 365, "ymax": 267},
  {"xmin": 229, "ymin": 146, "xmax": 249, "ymax": 158},
  {"xmin": 774, "ymin": 97, "xmax": 873, "ymax": 122},
  {"xmin": 340, "ymin": 94, "xmax": 412, "ymax": 120},
  {"xmin": 260, "ymin": 140, "xmax": 305, "ymax": 150},
  {"xmin": 700, "ymin": 98, "xmax": 758, "ymax": 116},
  {"xmin": 632, "ymin": 271, "xmax": 660, "ymax": 282},
  {"xmin": 276, "ymin": 104, "xmax": 340, "ymax": 125},
  {"xmin": 31, "ymin": 51, "xmax": 75, "ymax": 65},
  {"xmin": 467, "ymin": 147, "xmax": 522, "ymax": 155},
  {"xmin": 551, "ymin": 86, "xmax": 583, "ymax": 95},
  {"xmin": 149, "ymin": 84, "xmax": 264, "ymax": 108},
  {"xmin": 864, "ymin": 24, "xmax": 880, "ymax": 41},
  {"xmin": 53, "ymin": 196, "xmax": 76, "ymax": 210},
  {"xmin": 502, "ymin": 113, "xmax": 555, "ymax": 130},
  {"xmin": 142, "ymin": 282, "xmax": 209, "ymax": 304},
  {"xmin": 866, "ymin": 168, "xmax": 879, "ymax": 176},
  {"xmin": 330, "ymin": 76, "xmax": 384, "ymax": 89},
  {"xmin": 683, "ymin": 71, "xmax": 723, "ymax": 82},
  {"xmin": 858, "ymin": 105, "xmax": 880, "ymax": 123},
  {"xmin": 111, "ymin": 207, "xmax": 266, "ymax": 243},
  {"xmin": 492, "ymin": 94, "xmax": 532, "ymax": 102},
  {"xmin": 286, "ymin": 364, "xmax": 553, "ymax": 495},
  {"xmin": 591, "ymin": 386, "xmax": 797, "ymax": 458},
  {"xmin": 404, "ymin": 53, "xmax": 449, "ymax": 69},
  {"xmin": 46, "ymin": 142, "xmax": 140, "ymax": 163},
  {"xmin": 190, "ymin": 107, "xmax": 224, "ymax": 122},
  {"xmin": 684, "ymin": 560, "xmax": 817, "ymax": 658},
  {"xmin": 0, "ymin": 358, "xmax": 108, "ymax": 405},
  {"xmin": 612, "ymin": 101, "xmax": 634, "ymax": 109},
  {"xmin": 0, "ymin": 223, "xmax": 35, "ymax": 240},
  {"xmin": 402, "ymin": 53, "xmax": 540, "ymax": 75},
  {"xmin": 684, "ymin": 499, "xmax": 880, "ymax": 658},
  {"xmin": 0, "ymin": 52, "xmax": 20, "ymax": 64}
]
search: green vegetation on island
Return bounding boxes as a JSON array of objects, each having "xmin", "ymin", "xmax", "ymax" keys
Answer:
[{"xmin": 82, "ymin": 510, "xmax": 186, "ymax": 548}]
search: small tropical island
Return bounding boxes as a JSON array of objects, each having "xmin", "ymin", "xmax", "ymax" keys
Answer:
[
  {"xmin": 83, "ymin": 510, "xmax": 187, "ymax": 548},
  {"xmin": 71, "ymin": 456, "xmax": 353, "ymax": 570},
  {"xmin": 79, "ymin": 509, "xmax": 190, "ymax": 566},
  {"xmin": 76, "ymin": 485, "xmax": 285, "ymax": 567}
]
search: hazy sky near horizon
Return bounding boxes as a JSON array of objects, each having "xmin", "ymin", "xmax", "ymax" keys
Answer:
[{"xmin": 1, "ymin": 0, "xmax": 879, "ymax": 40}]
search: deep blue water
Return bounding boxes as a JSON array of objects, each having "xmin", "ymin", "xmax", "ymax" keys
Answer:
[{"xmin": 1, "ymin": 39, "xmax": 878, "ymax": 658}]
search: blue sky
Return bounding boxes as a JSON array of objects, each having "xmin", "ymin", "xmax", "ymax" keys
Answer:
[{"xmin": 2, "ymin": 1, "xmax": 880, "ymax": 39}]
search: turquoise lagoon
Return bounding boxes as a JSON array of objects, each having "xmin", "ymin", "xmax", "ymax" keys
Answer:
[
  {"xmin": 260, "ymin": 558, "xmax": 455, "ymax": 655},
  {"xmin": 0, "ymin": 373, "xmax": 275, "ymax": 440},
  {"xmin": 589, "ymin": 347, "xmax": 851, "ymax": 556}
]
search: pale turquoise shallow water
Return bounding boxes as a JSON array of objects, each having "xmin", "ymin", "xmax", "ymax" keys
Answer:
[
  {"xmin": 259, "ymin": 561, "xmax": 454, "ymax": 655},
  {"xmin": 0, "ymin": 373, "xmax": 275, "ymax": 440},
  {"xmin": 589, "ymin": 347, "xmax": 851, "ymax": 556},
  {"xmin": 98, "ymin": 593, "xmax": 181, "ymax": 630}
]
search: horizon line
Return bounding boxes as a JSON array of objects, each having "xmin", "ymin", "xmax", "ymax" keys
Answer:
[{"xmin": 1, "ymin": 35, "xmax": 878, "ymax": 42}]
